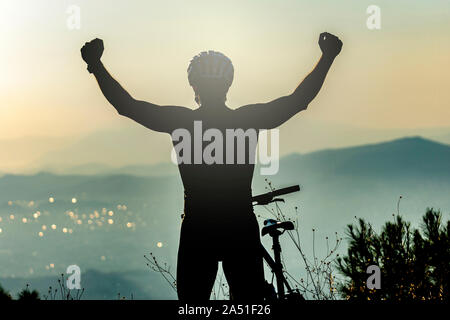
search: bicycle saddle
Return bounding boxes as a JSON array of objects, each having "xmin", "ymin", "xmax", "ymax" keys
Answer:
[{"xmin": 262, "ymin": 219, "xmax": 294, "ymax": 237}]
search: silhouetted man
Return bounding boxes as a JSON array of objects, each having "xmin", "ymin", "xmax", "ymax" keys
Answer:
[{"xmin": 81, "ymin": 32, "xmax": 342, "ymax": 300}]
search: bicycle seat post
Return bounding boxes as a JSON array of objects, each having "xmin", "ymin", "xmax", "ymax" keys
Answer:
[{"xmin": 270, "ymin": 230, "xmax": 285, "ymax": 299}]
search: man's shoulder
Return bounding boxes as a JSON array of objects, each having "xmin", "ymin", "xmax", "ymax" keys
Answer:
[{"xmin": 164, "ymin": 105, "xmax": 196, "ymax": 121}]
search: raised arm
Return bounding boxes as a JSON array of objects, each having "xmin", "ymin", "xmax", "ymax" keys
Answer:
[
  {"xmin": 81, "ymin": 38, "xmax": 190, "ymax": 133},
  {"xmin": 237, "ymin": 32, "xmax": 343, "ymax": 129}
]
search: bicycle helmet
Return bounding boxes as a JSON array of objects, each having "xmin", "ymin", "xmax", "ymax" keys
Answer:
[{"xmin": 187, "ymin": 50, "xmax": 234, "ymax": 88}]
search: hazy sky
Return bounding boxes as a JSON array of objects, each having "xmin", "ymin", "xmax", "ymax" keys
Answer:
[{"xmin": 1, "ymin": 0, "xmax": 449, "ymax": 142}]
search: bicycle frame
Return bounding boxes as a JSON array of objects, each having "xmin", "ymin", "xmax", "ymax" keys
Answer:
[{"xmin": 252, "ymin": 184, "xmax": 302, "ymax": 300}]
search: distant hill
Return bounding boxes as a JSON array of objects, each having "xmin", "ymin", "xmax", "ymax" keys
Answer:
[
  {"xmin": 0, "ymin": 136, "xmax": 71, "ymax": 173},
  {"xmin": 57, "ymin": 162, "xmax": 178, "ymax": 177},
  {"xmin": 431, "ymin": 132, "xmax": 450, "ymax": 146},
  {"xmin": 274, "ymin": 136, "xmax": 450, "ymax": 182},
  {"xmin": 0, "ymin": 172, "xmax": 181, "ymax": 202},
  {"xmin": 32, "ymin": 127, "xmax": 173, "ymax": 174}
]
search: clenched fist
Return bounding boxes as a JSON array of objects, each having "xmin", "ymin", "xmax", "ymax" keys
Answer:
[
  {"xmin": 319, "ymin": 32, "xmax": 342, "ymax": 59},
  {"xmin": 81, "ymin": 38, "xmax": 104, "ymax": 72}
]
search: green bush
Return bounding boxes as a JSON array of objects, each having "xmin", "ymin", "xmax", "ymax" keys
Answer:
[{"xmin": 337, "ymin": 208, "xmax": 449, "ymax": 301}]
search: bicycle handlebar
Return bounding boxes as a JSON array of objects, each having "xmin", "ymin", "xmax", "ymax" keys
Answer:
[{"xmin": 251, "ymin": 185, "xmax": 300, "ymax": 205}]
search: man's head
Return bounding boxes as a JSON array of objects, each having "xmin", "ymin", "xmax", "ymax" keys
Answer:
[{"xmin": 187, "ymin": 50, "xmax": 234, "ymax": 106}]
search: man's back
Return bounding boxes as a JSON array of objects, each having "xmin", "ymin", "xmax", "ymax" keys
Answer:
[{"xmin": 173, "ymin": 106, "xmax": 258, "ymax": 215}]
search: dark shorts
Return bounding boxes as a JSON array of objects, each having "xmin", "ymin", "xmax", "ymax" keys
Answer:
[
  {"xmin": 176, "ymin": 201, "xmax": 265, "ymax": 300},
  {"xmin": 179, "ymin": 201, "xmax": 261, "ymax": 259}
]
